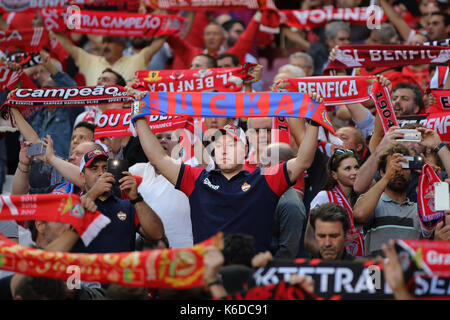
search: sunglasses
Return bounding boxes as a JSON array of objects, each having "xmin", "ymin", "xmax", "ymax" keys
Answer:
[{"xmin": 334, "ymin": 149, "xmax": 355, "ymax": 155}]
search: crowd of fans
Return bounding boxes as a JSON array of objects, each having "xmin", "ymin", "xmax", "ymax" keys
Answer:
[{"xmin": 0, "ymin": 0, "xmax": 449, "ymax": 300}]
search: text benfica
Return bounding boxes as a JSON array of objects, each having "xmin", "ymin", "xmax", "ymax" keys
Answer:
[
  {"xmin": 14, "ymin": 86, "xmax": 126, "ymax": 100},
  {"xmin": 68, "ymin": 14, "xmax": 165, "ymax": 30},
  {"xmin": 341, "ymin": 49, "xmax": 449, "ymax": 61},
  {"xmin": 297, "ymin": 80, "xmax": 358, "ymax": 98}
]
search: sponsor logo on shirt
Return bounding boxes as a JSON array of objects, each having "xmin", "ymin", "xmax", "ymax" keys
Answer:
[{"xmin": 203, "ymin": 178, "xmax": 219, "ymax": 190}]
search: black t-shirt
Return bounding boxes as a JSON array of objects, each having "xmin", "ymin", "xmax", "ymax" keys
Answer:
[{"xmin": 0, "ymin": 275, "xmax": 13, "ymax": 300}]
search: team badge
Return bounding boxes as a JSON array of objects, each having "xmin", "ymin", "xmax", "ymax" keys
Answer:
[
  {"xmin": 241, "ymin": 182, "xmax": 251, "ymax": 192},
  {"xmin": 117, "ymin": 211, "xmax": 127, "ymax": 221}
]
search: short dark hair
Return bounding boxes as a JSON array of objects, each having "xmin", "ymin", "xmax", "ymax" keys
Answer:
[
  {"xmin": 309, "ymin": 203, "xmax": 351, "ymax": 234},
  {"xmin": 431, "ymin": 12, "xmax": 450, "ymax": 26},
  {"xmin": 192, "ymin": 54, "xmax": 217, "ymax": 68},
  {"xmin": 393, "ymin": 82, "xmax": 424, "ymax": 111},
  {"xmin": 74, "ymin": 121, "xmax": 96, "ymax": 134},
  {"xmin": 102, "ymin": 35, "xmax": 127, "ymax": 47},
  {"xmin": 15, "ymin": 276, "xmax": 67, "ymax": 300},
  {"xmin": 29, "ymin": 221, "xmax": 38, "ymax": 242},
  {"xmin": 377, "ymin": 142, "xmax": 414, "ymax": 173},
  {"xmin": 222, "ymin": 18, "xmax": 245, "ymax": 32},
  {"xmin": 101, "ymin": 68, "xmax": 127, "ymax": 87},
  {"xmin": 105, "ymin": 284, "xmax": 148, "ymax": 300},
  {"xmin": 222, "ymin": 233, "xmax": 255, "ymax": 268},
  {"xmin": 216, "ymin": 53, "xmax": 239, "ymax": 67}
]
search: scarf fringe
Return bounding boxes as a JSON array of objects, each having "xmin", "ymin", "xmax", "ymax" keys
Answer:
[{"xmin": 80, "ymin": 214, "xmax": 111, "ymax": 246}]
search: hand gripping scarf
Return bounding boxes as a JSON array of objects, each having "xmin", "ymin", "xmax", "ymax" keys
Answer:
[
  {"xmin": 0, "ymin": 193, "xmax": 110, "ymax": 246},
  {"xmin": 417, "ymin": 164, "xmax": 446, "ymax": 238},
  {"xmin": 0, "ymin": 232, "xmax": 223, "ymax": 289},
  {"xmin": 40, "ymin": 8, "xmax": 185, "ymax": 37},
  {"xmin": 135, "ymin": 63, "xmax": 257, "ymax": 93},
  {"xmin": 130, "ymin": 92, "xmax": 335, "ymax": 134},
  {"xmin": 274, "ymin": 75, "xmax": 398, "ymax": 133},
  {"xmin": 324, "ymin": 45, "xmax": 450, "ymax": 72},
  {"xmin": 397, "ymin": 113, "xmax": 450, "ymax": 143}
]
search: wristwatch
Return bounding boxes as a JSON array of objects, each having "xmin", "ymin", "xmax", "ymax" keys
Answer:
[
  {"xmin": 130, "ymin": 193, "xmax": 144, "ymax": 205},
  {"xmin": 207, "ymin": 275, "xmax": 223, "ymax": 288},
  {"xmin": 433, "ymin": 142, "xmax": 447, "ymax": 154}
]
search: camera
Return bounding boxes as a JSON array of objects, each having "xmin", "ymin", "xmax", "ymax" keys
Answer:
[
  {"xmin": 400, "ymin": 155, "xmax": 424, "ymax": 170},
  {"xmin": 394, "ymin": 129, "xmax": 421, "ymax": 142},
  {"xmin": 107, "ymin": 159, "xmax": 129, "ymax": 184}
]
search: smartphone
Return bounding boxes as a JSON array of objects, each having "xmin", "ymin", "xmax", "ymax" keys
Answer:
[
  {"xmin": 434, "ymin": 182, "xmax": 450, "ymax": 211},
  {"xmin": 400, "ymin": 155, "xmax": 424, "ymax": 170},
  {"xmin": 395, "ymin": 129, "xmax": 421, "ymax": 142},
  {"xmin": 106, "ymin": 159, "xmax": 129, "ymax": 184},
  {"xmin": 25, "ymin": 142, "xmax": 46, "ymax": 157}
]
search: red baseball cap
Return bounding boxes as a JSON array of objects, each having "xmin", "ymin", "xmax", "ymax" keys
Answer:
[{"xmin": 79, "ymin": 149, "xmax": 109, "ymax": 172}]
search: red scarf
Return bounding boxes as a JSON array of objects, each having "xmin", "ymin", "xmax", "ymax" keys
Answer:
[
  {"xmin": 428, "ymin": 90, "xmax": 450, "ymax": 113},
  {"xmin": 4, "ymin": 85, "xmax": 133, "ymax": 108},
  {"xmin": 278, "ymin": 7, "xmax": 385, "ymax": 30},
  {"xmin": 417, "ymin": 164, "xmax": 445, "ymax": 238},
  {"xmin": 145, "ymin": 0, "xmax": 273, "ymax": 10},
  {"xmin": 0, "ymin": 232, "xmax": 223, "ymax": 289},
  {"xmin": 271, "ymin": 117, "xmax": 290, "ymax": 145},
  {"xmin": 325, "ymin": 45, "xmax": 450, "ymax": 71},
  {"xmin": 135, "ymin": 63, "xmax": 256, "ymax": 93},
  {"xmin": 0, "ymin": 194, "xmax": 110, "ymax": 246},
  {"xmin": 0, "ymin": 28, "xmax": 49, "ymax": 51},
  {"xmin": 40, "ymin": 9, "xmax": 185, "ymax": 37},
  {"xmin": 274, "ymin": 76, "xmax": 398, "ymax": 133},
  {"xmin": 326, "ymin": 185, "xmax": 365, "ymax": 257},
  {"xmin": 94, "ymin": 108, "xmax": 194, "ymax": 139},
  {"xmin": 397, "ymin": 113, "xmax": 450, "ymax": 143}
]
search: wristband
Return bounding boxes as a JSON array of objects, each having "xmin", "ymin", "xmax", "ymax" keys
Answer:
[
  {"xmin": 17, "ymin": 163, "xmax": 29, "ymax": 173},
  {"xmin": 207, "ymin": 275, "xmax": 223, "ymax": 288},
  {"xmin": 130, "ymin": 193, "xmax": 144, "ymax": 205},
  {"xmin": 433, "ymin": 142, "xmax": 446, "ymax": 154}
]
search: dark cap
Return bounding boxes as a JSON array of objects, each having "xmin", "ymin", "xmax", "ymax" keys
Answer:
[{"xmin": 79, "ymin": 149, "xmax": 108, "ymax": 172}]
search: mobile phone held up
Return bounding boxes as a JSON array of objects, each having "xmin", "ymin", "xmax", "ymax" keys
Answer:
[
  {"xmin": 107, "ymin": 159, "xmax": 129, "ymax": 184},
  {"xmin": 400, "ymin": 155, "xmax": 424, "ymax": 170},
  {"xmin": 434, "ymin": 182, "xmax": 450, "ymax": 212},
  {"xmin": 394, "ymin": 129, "xmax": 421, "ymax": 142},
  {"xmin": 25, "ymin": 142, "xmax": 46, "ymax": 157}
]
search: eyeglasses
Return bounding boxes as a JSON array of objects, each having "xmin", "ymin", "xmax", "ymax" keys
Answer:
[{"xmin": 334, "ymin": 149, "xmax": 355, "ymax": 155}]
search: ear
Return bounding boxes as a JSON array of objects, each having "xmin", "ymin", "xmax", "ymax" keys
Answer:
[
  {"xmin": 35, "ymin": 220, "xmax": 46, "ymax": 234},
  {"xmin": 331, "ymin": 170, "xmax": 338, "ymax": 181},
  {"xmin": 356, "ymin": 143, "xmax": 363, "ymax": 153},
  {"xmin": 80, "ymin": 171, "xmax": 85, "ymax": 185}
]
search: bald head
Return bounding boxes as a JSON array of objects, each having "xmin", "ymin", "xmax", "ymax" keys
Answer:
[{"xmin": 260, "ymin": 142, "xmax": 295, "ymax": 167}]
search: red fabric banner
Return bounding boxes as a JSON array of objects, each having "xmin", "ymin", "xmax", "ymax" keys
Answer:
[
  {"xmin": 0, "ymin": 232, "xmax": 223, "ymax": 289},
  {"xmin": 4, "ymin": 85, "xmax": 133, "ymax": 108},
  {"xmin": 144, "ymin": 0, "xmax": 275, "ymax": 10},
  {"xmin": 271, "ymin": 117, "xmax": 290, "ymax": 145},
  {"xmin": 324, "ymin": 45, "xmax": 450, "ymax": 71},
  {"xmin": 135, "ymin": 63, "xmax": 256, "ymax": 93},
  {"xmin": 397, "ymin": 112, "xmax": 450, "ymax": 143},
  {"xmin": 0, "ymin": 193, "xmax": 109, "ymax": 246},
  {"xmin": 94, "ymin": 108, "xmax": 194, "ymax": 139},
  {"xmin": 40, "ymin": 9, "xmax": 185, "ymax": 37},
  {"xmin": 278, "ymin": 7, "xmax": 385, "ymax": 29},
  {"xmin": 0, "ymin": 28, "xmax": 49, "ymax": 51},
  {"xmin": 369, "ymin": 80, "xmax": 399, "ymax": 132},
  {"xmin": 428, "ymin": 90, "xmax": 450, "ymax": 114},
  {"xmin": 417, "ymin": 164, "xmax": 445, "ymax": 238}
]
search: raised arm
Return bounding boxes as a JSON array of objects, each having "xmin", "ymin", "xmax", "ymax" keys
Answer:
[
  {"xmin": 141, "ymin": 36, "xmax": 167, "ymax": 66},
  {"xmin": 228, "ymin": 11, "xmax": 262, "ymax": 63},
  {"xmin": 135, "ymin": 118, "xmax": 182, "ymax": 186},
  {"xmin": 10, "ymin": 107, "xmax": 40, "ymax": 143},
  {"xmin": 50, "ymin": 31, "xmax": 80, "ymax": 62},
  {"xmin": 418, "ymin": 127, "xmax": 450, "ymax": 175},
  {"xmin": 379, "ymin": 0, "xmax": 414, "ymax": 42}
]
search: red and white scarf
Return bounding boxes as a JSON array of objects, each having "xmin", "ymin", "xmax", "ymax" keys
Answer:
[
  {"xmin": 0, "ymin": 28, "xmax": 49, "ymax": 51},
  {"xmin": 271, "ymin": 117, "xmax": 290, "ymax": 145},
  {"xmin": 417, "ymin": 164, "xmax": 445, "ymax": 238},
  {"xmin": 0, "ymin": 193, "xmax": 110, "ymax": 245},
  {"xmin": 40, "ymin": 8, "xmax": 185, "ymax": 37},
  {"xmin": 135, "ymin": 63, "xmax": 256, "ymax": 93},
  {"xmin": 326, "ymin": 185, "xmax": 365, "ymax": 257},
  {"xmin": 274, "ymin": 76, "xmax": 398, "ymax": 133},
  {"xmin": 427, "ymin": 90, "xmax": 450, "ymax": 113},
  {"xmin": 397, "ymin": 113, "xmax": 450, "ymax": 144},
  {"xmin": 144, "ymin": 0, "xmax": 273, "ymax": 10},
  {"xmin": 3, "ymin": 85, "xmax": 133, "ymax": 108},
  {"xmin": 94, "ymin": 108, "xmax": 194, "ymax": 139},
  {"xmin": 325, "ymin": 45, "xmax": 450, "ymax": 72}
]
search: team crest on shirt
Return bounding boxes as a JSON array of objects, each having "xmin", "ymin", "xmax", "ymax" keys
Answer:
[
  {"xmin": 241, "ymin": 182, "xmax": 251, "ymax": 192},
  {"xmin": 117, "ymin": 211, "xmax": 127, "ymax": 221}
]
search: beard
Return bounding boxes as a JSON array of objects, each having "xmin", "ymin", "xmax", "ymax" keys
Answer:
[
  {"xmin": 387, "ymin": 175, "xmax": 409, "ymax": 193},
  {"xmin": 131, "ymin": 38, "xmax": 151, "ymax": 50}
]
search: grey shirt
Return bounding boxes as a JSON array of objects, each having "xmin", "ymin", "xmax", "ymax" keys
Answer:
[
  {"xmin": 0, "ymin": 221, "xmax": 18, "ymax": 239},
  {"xmin": 363, "ymin": 193, "xmax": 421, "ymax": 257}
]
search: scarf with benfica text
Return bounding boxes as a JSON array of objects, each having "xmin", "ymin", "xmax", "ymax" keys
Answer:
[
  {"xmin": 135, "ymin": 63, "xmax": 257, "ymax": 93},
  {"xmin": 274, "ymin": 75, "xmax": 398, "ymax": 133},
  {"xmin": 131, "ymin": 92, "xmax": 335, "ymax": 134},
  {"xmin": 0, "ymin": 28, "xmax": 49, "ymax": 51},
  {"xmin": 324, "ymin": 45, "xmax": 450, "ymax": 72},
  {"xmin": 0, "ymin": 193, "xmax": 110, "ymax": 245},
  {"xmin": 40, "ymin": 9, "xmax": 185, "ymax": 37},
  {"xmin": 0, "ymin": 232, "xmax": 223, "ymax": 289}
]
